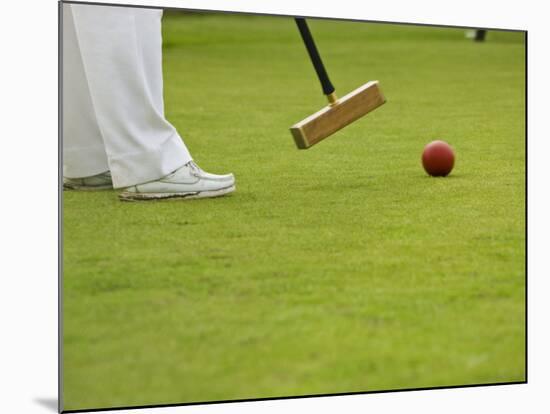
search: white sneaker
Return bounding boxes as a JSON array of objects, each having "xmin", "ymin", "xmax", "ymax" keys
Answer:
[
  {"xmin": 63, "ymin": 171, "xmax": 113, "ymax": 191},
  {"xmin": 119, "ymin": 161, "xmax": 235, "ymax": 201}
]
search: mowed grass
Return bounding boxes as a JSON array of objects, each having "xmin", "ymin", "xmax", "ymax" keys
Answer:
[{"xmin": 63, "ymin": 12, "xmax": 525, "ymax": 411}]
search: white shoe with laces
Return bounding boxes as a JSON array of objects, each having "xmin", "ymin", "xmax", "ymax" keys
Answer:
[
  {"xmin": 63, "ymin": 171, "xmax": 113, "ymax": 191},
  {"xmin": 118, "ymin": 161, "xmax": 235, "ymax": 201}
]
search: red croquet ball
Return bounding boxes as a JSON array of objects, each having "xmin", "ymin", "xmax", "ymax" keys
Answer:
[{"xmin": 422, "ymin": 140, "xmax": 455, "ymax": 177}]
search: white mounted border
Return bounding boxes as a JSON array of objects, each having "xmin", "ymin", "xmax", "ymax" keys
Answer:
[
  {"xmin": 2, "ymin": 1, "xmax": 547, "ymax": 414},
  {"xmin": 63, "ymin": 0, "xmax": 528, "ymax": 31}
]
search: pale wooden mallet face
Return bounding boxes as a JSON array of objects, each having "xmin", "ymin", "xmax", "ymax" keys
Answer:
[{"xmin": 290, "ymin": 81, "xmax": 386, "ymax": 149}]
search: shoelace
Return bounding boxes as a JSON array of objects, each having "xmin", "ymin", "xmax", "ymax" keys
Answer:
[
  {"xmin": 163, "ymin": 161, "xmax": 201, "ymax": 181},
  {"xmin": 187, "ymin": 161, "xmax": 202, "ymax": 175}
]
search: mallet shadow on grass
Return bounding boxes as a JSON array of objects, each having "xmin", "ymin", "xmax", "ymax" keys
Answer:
[{"xmin": 298, "ymin": 174, "xmax": 466, "ymax": 192}]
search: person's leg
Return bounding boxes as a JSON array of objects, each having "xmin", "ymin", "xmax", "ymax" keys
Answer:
[
  {"xmin": 70, "ymin": 4, "xmax": 192, "ymax": 189},
  {"xmin": 134, "ymin": 9, "xmax": 166, "ymax": 117},
  {"xmin": 474, "ymin": 29, "xmax": 487, "ymax": 42},
  {"xmin": 62, "ymin": 4, "xmax": 110, "ymax": 180}
]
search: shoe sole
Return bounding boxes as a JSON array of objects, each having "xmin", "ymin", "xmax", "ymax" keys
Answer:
[
  {"xmin": 63, "ymin": 183, "xmax": 113, "ymax": 191},
  {"xmin": 118, "ymin": 185, "xmax": 235, "ymax": 202}
]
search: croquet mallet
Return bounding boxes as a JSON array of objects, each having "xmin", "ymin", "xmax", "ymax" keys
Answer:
[{"xmin": 290, "ymin": 18, "xmax": 386, "ymax": 149}]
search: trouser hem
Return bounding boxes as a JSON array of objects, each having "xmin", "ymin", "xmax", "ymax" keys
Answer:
[
  {"xmin": 108, "ymin": 133, "xmax": 192, "ymax": 188},
  {"xmin": 63, "ymin": 144, "xmax": 109, "ymax": 178}
]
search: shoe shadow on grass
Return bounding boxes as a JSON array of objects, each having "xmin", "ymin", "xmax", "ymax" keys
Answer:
[{"xmin": 34, "ymin": 397, "xmax": 58, "ymax": 412}]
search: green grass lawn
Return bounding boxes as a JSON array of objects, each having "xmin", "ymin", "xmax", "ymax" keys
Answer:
[{"xmin": 63, "ymin": 12, "xmax": 526, "ymax": 411}]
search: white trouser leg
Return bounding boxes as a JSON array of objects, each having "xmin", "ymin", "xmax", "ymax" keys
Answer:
[
  {"xmin": 134, "ymin": 8, "xmax": 166, "ymax": 117},
  {"xmin": 64, "ymin": 4, "xmax": 192, "ymax": 188},
  {"xmin": 62, "ymin": 4, "xmax": 109, "ymax": 178}
]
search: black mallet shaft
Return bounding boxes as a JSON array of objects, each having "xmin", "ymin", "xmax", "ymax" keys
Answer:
[
  {"xmin": 290, "ymin": 17, "xmax": 387, "ymax": 149},
  {"xmin": 294, "ymin": 18, "xmax": 337, "ymax": 104}
]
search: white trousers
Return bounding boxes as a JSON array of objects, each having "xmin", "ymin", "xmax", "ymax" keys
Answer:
[{"xmin": 62, "ymin": 4, "xmax": 192, "ymax": 188}]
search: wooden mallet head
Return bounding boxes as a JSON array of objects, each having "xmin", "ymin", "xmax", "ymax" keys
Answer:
[
  {"xmin": 291, "ymin": 18, "xmax": 386, "ymax": 149},
  {"xmin": 290, "ymin": 81, "xmax": 386, "ymax": 149}
]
